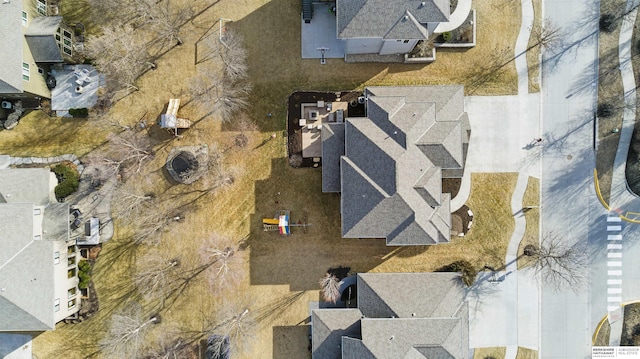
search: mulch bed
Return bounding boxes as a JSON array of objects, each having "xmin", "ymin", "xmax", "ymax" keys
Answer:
[
  {"xmin": 451, "ymin": 204, "xmax": 472, "ymax": 237},
  {"xmin": 286, "ymin": 91, "xmax": 365, "ymax": 168}
]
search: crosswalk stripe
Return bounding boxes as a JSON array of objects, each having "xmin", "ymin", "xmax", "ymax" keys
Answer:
[
  {"xmin": 608, "ymin": 234, "xmax": 622, "ymax": 240},
  {"xmin": 608, "ymin": 244, "xmax": 623, "ymax": 250},
  {"xmin": 608, "ymin": 216, "xmax": 622, "ymax": 222},
  {"xmin": 608, "ymin": 270, "xmax": 623, "ymax": 275},
  {"xmin": 608, "ymin": 225, "xmax": 622, "ymax": 231},
  {"xmin": 608, "ymin": 253, "xmax": 623, "ymax": 258},
  {"xmin": 608, "ymin": 288, "xmax": 622, "ymax": 294},
  {"xmin": 608, "ymin": 279, "xmax": 623, "ymax": 285},
  {"xmin": 608, "ymin": 261, "xmax": 622, "ymax": 267},
  {"xmin": 608, "ymin": 297, "xmax": 623, "ymax": 302}
]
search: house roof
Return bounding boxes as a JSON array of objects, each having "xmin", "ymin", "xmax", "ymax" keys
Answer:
[
  {"xmin": 322, "ymin": 123, "xmax": 345, "ymax": 193},
  {"xmin": 25, "ymin": 16, "xmax": 64, "ymax": 63},
  {"xmin": 0, "ymin": 169, "xmax": 70, "ymax": 332},
  {"xmin": 312, "ymin": 309, "xmax": 363, "ymax": 359},
  {"xmin": 333, "ymin": 85, "xmax": 466, "ymax": 245},
  {"xmin": 0, "ymin": 168, "xmax": 56, "ymax": 206},
  {"xmin": 337, "ymin": 0, "xmax": 450, "ymax": 39},
  {"xmin": 0, "ymin": 0, "xmax": 25, "ymax": 94},
  {"xmin": 311, "ymin": 273, "xmax": 469, "ymax": 359}
]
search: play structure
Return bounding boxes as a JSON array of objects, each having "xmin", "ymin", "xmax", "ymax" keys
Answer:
[
  {"xmin": 160, "ymin": 98, "xmax": 191, "ymax": 136},
  {"xmin": 262, "ymin": 210, "xmax": 310, "ymax": 235}
]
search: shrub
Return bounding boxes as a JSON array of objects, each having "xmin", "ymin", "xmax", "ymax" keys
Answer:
[
  {"xmin": 600, "ymin": 14, "xmax": 617, "ymax": 33},
  {"xmin": 78, "ymin": 260, "xmax": 92, "ymax": 289},
  {"xmin": 597, "ymin": 103, "xmax": 614, "ymax": 117},
  {"xmin": 69, "ymin": 108, "xmax": 89, "ymax": 118},
  {"xmin": 437, "ymin": 260, "xmax": 477, "ymax": 286},
  {"xmin": 442, "ymin": 31, "xmax": 452, "ymax": 42},
  {"xmin": 52, "ymin": 164, "xmax": 79, "ymax": 200}
]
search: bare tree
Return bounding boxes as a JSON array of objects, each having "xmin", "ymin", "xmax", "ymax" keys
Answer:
[
  {"xmin": 199, "ymin": 234, "xmax": 245, "ymax": 290},
  {"xmin": 524, "ymin": 232, "xmax": 588, "ymax": 291},
  {"xmin": 319, "ymin": 273, "xmax": 341, "ymax": 303},
  {"xmin": 91, "ymin": 131, "xmax": 154, "ymax": 182},
  {"xmin": 200, "ymin": 29, "xmax": 249, "ymax": 80},
  {"xmin": 135, "ymin": 253, "xmax": 180, "ymax": 303},
  {"xmin": 528, "ymin": 19, "xmax": 562, "ymax": 52},
  {"xmin": 100, "ymin": 303, "xmax": 161, "ymax": 358},
  {"xmin": 206, "ymin": 306, "xmax": 254, "ymax": 358},
  {"xmin": 85, "ymin": 24, "xmax": 154, "ymax": 94},
  {"xmin": 189, "ymin": 71, "xmax": 251, "ymax": 122},
  {"xmin": 146, "ymin": 0, "xmax": 193, "ymax": 48},
  {"xmin": 134, "ymin": 211, "xmax": 184, "ymax": 244},
  {"xmin": 112, "ymin": 186, "xmax": 154, "ymax": 220}
]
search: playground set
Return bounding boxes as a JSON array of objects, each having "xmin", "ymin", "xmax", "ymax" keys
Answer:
[{"xmin": 262, "ymin": 210, "xmax": 310, "ymax": 235}]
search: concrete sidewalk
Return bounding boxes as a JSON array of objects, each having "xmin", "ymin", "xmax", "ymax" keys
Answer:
[{"xmin": 610, "ymin": 0, "xmax": 640, "ymax": 213}]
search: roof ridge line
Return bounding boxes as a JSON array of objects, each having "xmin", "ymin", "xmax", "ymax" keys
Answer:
[{"xmin": 342, "ymin": 157, "xmax": 391, "ymax": 198}]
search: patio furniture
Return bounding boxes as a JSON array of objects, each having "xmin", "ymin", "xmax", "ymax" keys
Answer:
[
  {"xmin": 74, "ymin": 68, "xmax": 91, "ymax": 85},
  {"xmin": 299, "ymin": 118, "xmax": 307, "ymax": 126},
  {"xmin": 309, "ymin": 110, "xmax": 319, "ymax": 121},
  {"xmin": 317, "ymin": 100, "xmax": 324, "ymax": 107}
]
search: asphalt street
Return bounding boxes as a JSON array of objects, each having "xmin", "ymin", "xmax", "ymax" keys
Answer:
[{"xmin": 541, "ymin": 0, "xmax": 614, "ymax": 357}]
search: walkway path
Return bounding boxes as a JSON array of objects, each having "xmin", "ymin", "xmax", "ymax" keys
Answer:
[
  {"xmin": 610, "ymin": 0, "xmax": 640, "ymax": 213},
  {"xmin": 603, "ymin": 0, "xmax": 640, "ymax": 345},
  {"xmin": 463, "ymin": 0, "xmax": 540, "ymax": 355},
  {"xmin": 433, "ymin": 0, "xmax": 473, "ymax": 33},
  {"xmin": 0, "ymin": 153, "xmax": 84, "ymax": 172}
]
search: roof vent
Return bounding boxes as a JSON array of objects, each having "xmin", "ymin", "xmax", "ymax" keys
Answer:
[
  {"xmin": 421, "ymin": 1, "xmax": 426, "ymax": 6},
  {"xmin": 412, "ymin": 313, "xmax": 416, "ymax": 317},
  {"xmin": 390, "ymin": 335, "xmax": 395, "ymax": 340},
  {"xmin": 404, "ymin": 15, "xmax": 409, "ymax": 20}
]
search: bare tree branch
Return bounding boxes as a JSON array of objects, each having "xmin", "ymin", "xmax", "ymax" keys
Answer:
[
  {"xmin": 319, "ymin": 273, "xmax": 341, "ymax": 304},
  {"xmin": 526, "ymin": 232, "xmax": 588, "ymax": 292},
  {"xmin": 100, "ymin": 303, "xmax": 160, "ymax": 358}
]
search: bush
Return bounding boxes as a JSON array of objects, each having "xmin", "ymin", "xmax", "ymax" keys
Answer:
[
  {"xmin": 597, "ymin": 103, "xmax": 614, "ymax": 117},
  {"xmin": 442, "ymin": 31, "xmax": 452, "ymax": 42},
  {"xmin": 78, "ymin": 260, "xmax": 92, "ymax": 289},
  {"xmin": 52, "ymin": 164, "xmax": 79, "ymax": 200},
  {"xmin": 68, "ymin": 108, "xmax": 89, "ymax": 118},
  {"xmin": 437, "ymin": 260, "xmax": 477, "ymax": 286},
  {"xmin": 600, "ymin": 14, "xmax": 617, "ymax": 33}
]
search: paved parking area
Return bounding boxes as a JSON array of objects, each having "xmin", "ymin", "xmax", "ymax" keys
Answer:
[{"xmin": 301, "ymin": 3, "xmax": 345, "ymax": 59}]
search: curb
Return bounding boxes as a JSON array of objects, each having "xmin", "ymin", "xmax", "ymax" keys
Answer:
[
  {"xmin": 592, "ymin": 300, "xmax": 640, "ymax": 345},
  {"xmin": 592, "ymin": 313, "xmax": 610, "ymax": 345},
  {"xmin": 595, "ymin": 169, "xmax": 640, "ymax": 223},
  {"xmin": 594, "ymin": 168, "xmax": 611, "ymax": 211}
]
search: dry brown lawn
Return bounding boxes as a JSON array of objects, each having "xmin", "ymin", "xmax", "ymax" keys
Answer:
[
  {"xmin": 593, "ymin": 316, "xmax": 611, "ymax": 346},
  {"xmin": 596, "ymin": 0, "xmax": 627, "ymax": 204},
  {"xmin": 0, "ymin": 110, "xmax": 108, "ymax": 157},
  {"xmin": 516, "ymin": 347, "xmax": 538, "ymax": 359},
  {"xmin": 518, "ymin": 177, "xmax": 539, "ymax": 269},
  {"xmin": 474, "ymin": 346, "xmax": 507, "ymax": 359},
  {"xmin": 527, "ymin": 0, "xmax": 542, "ymax": 93},
  {"xmin": 30, "ymin": 0, "xmax": 524, "ymax": 358}
]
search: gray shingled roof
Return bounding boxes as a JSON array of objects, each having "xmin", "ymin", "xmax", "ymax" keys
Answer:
[
  {"xmin": 312, "ymin": 309, "xmax": 363, "ymax": 359},
  {"xmin": 0, "ymin": 0, "xmax": 25, "ymax": 94},
  {"xmin": 311, "ymin": 273, "xmax": 468, "ymax": 359},
  {"xmin": 322, "ymin": 123, "xmax": 346, "ymax": 193},
  {"xmin": 332, "ymin": 86, "xmax": 466, "ymax": 245},
  {"xmin": 25, "ymin": 16, "xmax": 64, "ymax": 63},
  {"xmin": 0, "ymin": 168, "xmax": 55, "ymax": 206},
  {"xmin": 337, "ymin": 0, "xmax": 450, "ymax": 39},
  {"xmin": 0, "ymin": 169, "xmax": 69, "ymax": 332}
]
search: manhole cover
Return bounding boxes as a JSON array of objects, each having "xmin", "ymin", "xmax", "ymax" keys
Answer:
[{"xmin": 567, "ymin": 154, "xmax": 573, "ymax": 160}]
